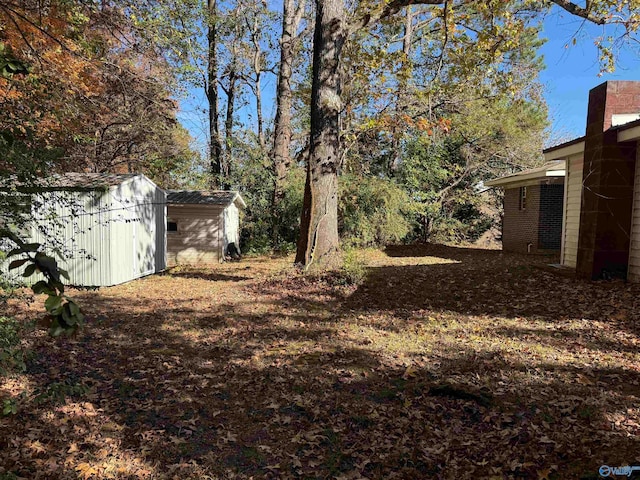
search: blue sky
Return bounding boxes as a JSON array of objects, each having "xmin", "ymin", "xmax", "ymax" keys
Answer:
[
  {"xmin": 179, "ymin": 5, "xmax": 640, "ymax": 153},
  {"xmin": 540, "ymin": 8, "xmax": 640, "ymax": 143}
]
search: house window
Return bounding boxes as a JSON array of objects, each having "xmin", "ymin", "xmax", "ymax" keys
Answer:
[
  {"xmin": 519, "ymin": 186, "xmax": 527, "ymax": 210},
  {"xmin": 167, "ymin": 220, "xmax": 178, "ymax": 232}
]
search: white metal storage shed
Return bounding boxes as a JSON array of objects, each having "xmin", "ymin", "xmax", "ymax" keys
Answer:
[
  {"xmin": 3, "ymin": 173, "xmax": 166, "ymax": 287},
  {"xmin": 166, "ymin": 190, "xmax": 245, "ymax": 265}
]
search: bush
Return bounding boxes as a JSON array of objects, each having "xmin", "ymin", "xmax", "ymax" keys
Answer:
[
  {"xmin": 339, "ymin": 175, "xmax": 415, "ymax": 248},
  {"xmin": 338, "ymin": 248, "xmax": 368, "ymax": 285}
]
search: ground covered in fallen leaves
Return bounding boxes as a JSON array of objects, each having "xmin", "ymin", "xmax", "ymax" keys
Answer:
[{"xmin": 2, "ymin": 244, "xmax": 640, "ymax": 479}]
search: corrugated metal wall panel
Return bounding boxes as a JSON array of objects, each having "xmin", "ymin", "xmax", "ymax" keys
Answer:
[
  {"xmin": 1, "ymin": 174, "xmax": 165, "ymax": 288},
  {"xmin": 561, "ymin": 155, "xmax": 584, "ymax": 268},
  {"xmin": 627, "ymin": 146, "xmax": 640, "ymax": 281},
  {"xmin": 28, "ymin": 191, "xmax": 112, "ymax": 287},
  {"xmin": 108, "ymin": 185, "xmax": 136, "ymax": 286}
]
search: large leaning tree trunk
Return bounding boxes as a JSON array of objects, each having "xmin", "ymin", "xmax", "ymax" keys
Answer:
[{"xmin": 294, "ymin": 0, "xmax": 346, "ymax": 268}]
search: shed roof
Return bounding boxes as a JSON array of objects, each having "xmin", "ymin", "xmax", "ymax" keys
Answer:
[
  {"xmin": 48, "ymin": 173, "xmax": 138, "ymax": 189},
  {"xmin": 1, "ymin": 172, "xmax": 139, "ymax": 192},
  {"xmin": 167, "ymin": 190, "xmax": 246, "ymax": 208},
  {"xmin": 484, "ymin": 160, "xmax": 566, "ymax": 188}
]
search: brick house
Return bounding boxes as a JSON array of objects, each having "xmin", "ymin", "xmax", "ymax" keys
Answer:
[
  {"xmin": 544, "ymin": 80, "xmax": 640, "ymax": 280},
  {"xmin": 485, "ymin": 161, "xmax": 565, "ymax": 254}
]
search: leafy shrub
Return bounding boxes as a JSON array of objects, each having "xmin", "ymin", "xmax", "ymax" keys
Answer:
[
  {"xmin": 339, "ymin": 174, "xmax": 415, "ymax": 248},
  {"xmin": 3, "ymin": 230, "xmax": 84, "ymax": 336},
  {"xmin": 426, "ymin": 204, "xmax": 494, "ymax": 244},
  {"xmin": 337, "ymin": 248, "xmax": 368, "ymax": 286}
]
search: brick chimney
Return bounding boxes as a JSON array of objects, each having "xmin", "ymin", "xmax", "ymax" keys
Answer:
[{"xmin": 576, "ymin": 81, "xmax": 640, "ymax": 279}]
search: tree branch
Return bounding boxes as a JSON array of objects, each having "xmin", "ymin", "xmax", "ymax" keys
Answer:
[
  {"xmin": 549, "ymin": 0, "xmax": 607, "ymax": 25},
  {"xmin": 348, "ymin": 0, "xmax": 445, "ymax": 34}
]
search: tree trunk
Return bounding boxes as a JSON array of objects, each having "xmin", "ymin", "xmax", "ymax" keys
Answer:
[
  {"xmin": 223, "ymin": 61, "xmax": 237, "ymax": 187},
  {"xmin": 294, "ymin": 0, "xmax": 345, "ymax": 269},
  {"xmin": 250, "ymin": 15, "xmax": 266, "ymax": 150},
  {"xmin": 255, "ymin": 72, "xmax": 264, "ymax": 150},
  {"xmin": 207, "ymin": 0, "xmax": 223, "ymax": 189},
  {"xmin": 272, "ymin": 0, "xmax": 297, "ymax": 206},
  {"xmin": 389, "ymin": 6, "xmax": 413, "ymax": 174}
]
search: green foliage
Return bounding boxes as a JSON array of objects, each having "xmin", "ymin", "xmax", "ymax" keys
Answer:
[
  {"xmin": 397, "ymin": 135, "xmax": 492, "ymax": 243},
  {"xmin": 230, "ymin": 136, "xmax": 277, "ymax": 254},
  {"xmin": 2, "ymin": 398, "xmax": 18, "ymax": 416},
  {"xmin": 337, "ymin": 248, "xmax": 368, "ymax": 286},
  {"xmin": 231, "ymin": 134, "xmax": 305, "ymax": 254},
  {"xmin": 2, "ymin": 230, "xmax": 84, "ymax": 337},
  {"xmin": 0, "ymin": 43, "xmax": 29, "ymax": 79},
  {"xmin": 34, "ymin": 379, "xmax": 89, "ymax": 405},
  {"xmin": 335, "ymin": 0, "xmax": 550, "ymax": 249},
  {"xmin": 273, "ymin": 169, "xmax": 306, "ymax": 252},
  {"xmin": 0, "ymin": 317, "xmax": 25, "ymax": 376},
  {"xmin": 339, "ymin": 174, "xmax": 415, "ymax": 248},
  {"xmin": 393, "ymin": 90, "xmax": 547, "ymax": 243}
]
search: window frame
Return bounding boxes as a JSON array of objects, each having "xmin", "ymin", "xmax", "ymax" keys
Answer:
[{"xmin": 519, "ymin": 186, "xmax": 527, "ymax": 211}]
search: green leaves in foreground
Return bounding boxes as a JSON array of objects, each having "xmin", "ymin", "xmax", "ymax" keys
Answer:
[{"xmin": 2, "ymin": 229, "xmax": 84, "ymax": 336}]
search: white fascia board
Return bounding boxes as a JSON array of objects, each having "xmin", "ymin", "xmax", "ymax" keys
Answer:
[
  {"xmin": 543, "ymin": 141, "xmax": 584, "ymax": 161},
  {"xmin": 485, "ymin": 171, "xmax": 564, "ymax": 188},
  {"xmin": 619, "ymin": 125, "xmax": 640, "ymax": 143}
]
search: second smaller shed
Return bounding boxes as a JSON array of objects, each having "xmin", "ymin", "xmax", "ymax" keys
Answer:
[{"xmin": 166, "ymin": 190, "xmax": 246, "ymax": 265}]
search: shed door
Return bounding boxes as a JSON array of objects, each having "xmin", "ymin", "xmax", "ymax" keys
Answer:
[
  {"xmin": 133, "ymin": 199, "xmax": 156, "ymax": 277},
  {"xmin": 561, "ymin": 155, "xmax": 583, "ymax": 268}
]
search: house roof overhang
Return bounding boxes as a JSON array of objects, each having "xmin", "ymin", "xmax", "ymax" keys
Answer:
[
  {"xmin": 543, "ymin": 137, "xmax": 585, "ymax": 161},
  {"xmin": 484, "ymin": 160, "xmax": 566, "ymax": 188},
  {"xmin": 617, "ymin": 118, "xmax": 640, "ymax": 142}
]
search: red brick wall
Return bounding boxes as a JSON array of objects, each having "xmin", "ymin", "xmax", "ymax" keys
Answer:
[
  {"xmin": 577, "ymin": 81, "xmax": 640, "ymax": 279},
  {"xmin": 503, "ymin": 185, "xmax": 541, "ymax": 253}
]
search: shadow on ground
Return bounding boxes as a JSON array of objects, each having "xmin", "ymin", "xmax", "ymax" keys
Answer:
[{"xmin": 2, "ymin": 245, "xmax": 640, "ymax": 479}]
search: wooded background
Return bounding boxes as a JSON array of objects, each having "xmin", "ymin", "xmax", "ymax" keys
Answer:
[{"xmin": 1, "ymin": 0, "xmax": 638, "ymax": 265}]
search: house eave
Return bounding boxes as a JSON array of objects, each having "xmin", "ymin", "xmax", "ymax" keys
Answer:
[
  {"xmin": 618, "ymin": 124, "xmax": 640, "ymax": 142},
  {"xmin": 485, "ymin": 160, "xmax": 566, "ymax": 188},
  {"xmin": 543, "ymin": 140, "xmax": 585, "ymax": 161}
]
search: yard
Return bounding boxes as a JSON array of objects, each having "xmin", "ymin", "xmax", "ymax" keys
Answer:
[{"xmin": 1, "ymin": 244, "xmax": 640, "ymax": 479}]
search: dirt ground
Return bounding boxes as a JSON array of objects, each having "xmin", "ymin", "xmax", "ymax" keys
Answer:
[{"xmin": 2, "ymin": 244, "xmax": 640, "ymax": 479}]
